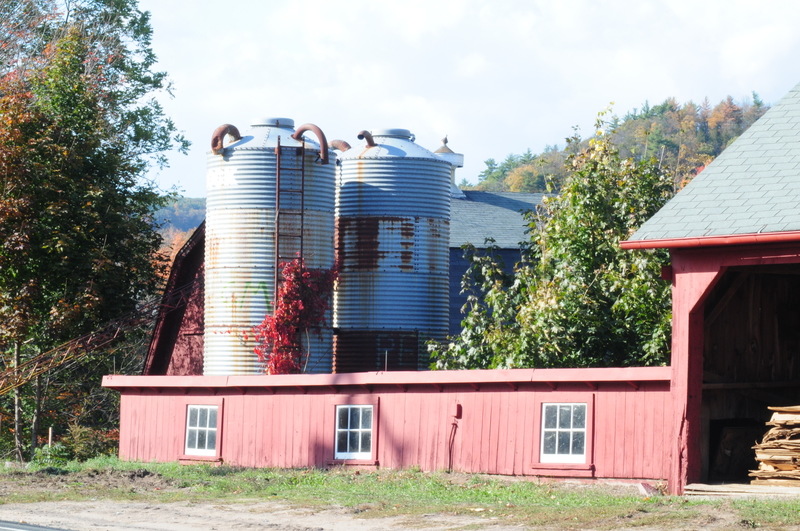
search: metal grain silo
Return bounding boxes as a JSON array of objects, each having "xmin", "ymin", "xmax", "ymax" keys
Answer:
[
  {"xmin": 333, "ymin": 129, "xmax": 452, "ymax": 372},
  {"xmin": 205, "ymin": 118, "xmax": 335, "ymax": 375}
]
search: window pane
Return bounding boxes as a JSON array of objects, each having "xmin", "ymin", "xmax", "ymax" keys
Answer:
[
  {"xmin": 185, "ymin": 405, "xmax": 219, "ymax": 456},
  {"xmin": 558, "ymin": 405, "xmax": 572, "ymax": 429},
  {"xmin": 187, "ymin": 429, "xmax": 197, "ymax": 449},
  {"xmin": 573, "ymin": 405, "xmax": 586, "ymax": 429},
  {"xmin": 544, "ymin": 405, "xmax": 557, "ymax": 429},
  {"xmin": 337, "ymin": 407, "xmax": 349, "ymax": 430},
  {"xmin": 557, "ymin": 432, "xmax": 571, "ymax": 454},
  {"xmin": 350, "ymin": 407, "xmax": 361, "ymax": 429},
  {"xmin": 334, "ymin": 405, "xmax": 374, "ymax": 459},
  {"xmin": 361, "ymin": 431, "xmax": 372, "ymax": 453},
  {"xmin": 540, "ymin": 403, "xmax": 588, "ymax": 463},
  {"xmin": 543, "ymin": 431, "xmax": 556, "ymax": 454},
  {"xmin": 572, "ymin": 432, "xmax": 585, "ymax": 455}
]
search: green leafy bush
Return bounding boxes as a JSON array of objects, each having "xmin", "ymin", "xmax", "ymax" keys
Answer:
[
  {"xmin": 29, "ymin": 443, "xmax": 71, "ymax": 469},
  {"xmin": 64, "ymin": 424, "xmax": 119, "ymax": 462}
]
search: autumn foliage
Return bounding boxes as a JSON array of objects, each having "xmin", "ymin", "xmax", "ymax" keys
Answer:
[
  {"xmin": 252, "ymin": 258, "xmax": 337, "ymax": 374},
  {"xmin": 0, "ymin": 0, "xmax": 187, "ymax": 461}
]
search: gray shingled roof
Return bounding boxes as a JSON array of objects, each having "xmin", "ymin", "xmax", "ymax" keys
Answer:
[
  {"xmin": 629, "ymin": 81, "xmax": 800, "ymax": 243},
  {"xmin": 450, "ymin": 191, "xmax": 545, "ymax": 248}
]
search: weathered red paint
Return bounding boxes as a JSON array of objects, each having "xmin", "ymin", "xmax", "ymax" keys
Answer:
[
  {"xmin": 667, "ymin": 242, "xmax": 800, "ymax": 493},
  {"xmin": 104, "ymin": 367, "xmax": 673, "ymax": 482},
  {"xmin": 144, "ymin": 224, "xmax": 205, "ymax": 376}
]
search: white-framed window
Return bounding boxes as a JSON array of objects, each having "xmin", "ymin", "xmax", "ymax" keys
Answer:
[
  {"xmin": 185, "ymin": 405, "xmax": 218, "ymax": 456},
  {"xmin": 540, "ymin": 403, "xmax": 587, "ymax": 464},
  {"xmin": 334, "ymin": 405, "xmax": 373, "ymax": 459}
]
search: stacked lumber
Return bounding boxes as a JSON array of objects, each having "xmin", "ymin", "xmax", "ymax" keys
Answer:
[{"xmin": 750, "ymin": 405, "xmax": 800, "ymax": 485}]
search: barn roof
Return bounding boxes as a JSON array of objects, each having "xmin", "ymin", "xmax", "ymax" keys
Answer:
[
  {"xmin": 450, "ymin": 191, "xmax": 545, "ymax": 248},
  {"xmin": 624, "ymin": 82, "xmax": 800, "ymax": 249}
]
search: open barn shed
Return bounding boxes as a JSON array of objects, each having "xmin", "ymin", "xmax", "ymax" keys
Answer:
[{"xmin": 622, "ymin": 81, "xmax": 800, "ymax": 490}]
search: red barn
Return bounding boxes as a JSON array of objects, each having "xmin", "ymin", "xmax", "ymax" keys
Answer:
[{"xmin": 105, "ymin": 82, "xmax": 800, "ymax": 494}]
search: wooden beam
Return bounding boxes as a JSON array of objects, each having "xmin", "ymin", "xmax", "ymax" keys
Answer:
[{"xmin": 705, "ymin": 272, "xmax": 749, "ymax": 326}]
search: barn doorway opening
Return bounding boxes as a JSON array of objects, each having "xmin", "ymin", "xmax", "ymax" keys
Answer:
[{"xmin": 701, "ymin": 265, "xmax": 800, "ymax": 483}]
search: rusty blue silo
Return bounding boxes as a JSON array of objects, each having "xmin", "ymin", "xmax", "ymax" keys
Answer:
[{"xmin": 333, "ymin": 129, "xmax": 453, "ymax": 372}]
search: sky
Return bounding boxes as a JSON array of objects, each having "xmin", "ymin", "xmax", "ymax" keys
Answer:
[{"xmin": 135, "ymin": 0, "xmax": 800, "ymax": 198}]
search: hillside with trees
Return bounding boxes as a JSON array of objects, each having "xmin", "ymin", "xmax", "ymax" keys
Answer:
[
  {"xmin": 472, "ymin": 93, "xmax": 768, "ymax": 193},
  {"xmin": 155, "ymin": 197, "xmax": 205, "ymax": 262}
]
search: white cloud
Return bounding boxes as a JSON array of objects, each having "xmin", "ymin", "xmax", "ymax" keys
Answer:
[{"xmin": 456, "ymin": 53, "xmax": 488, "ymax": 78}]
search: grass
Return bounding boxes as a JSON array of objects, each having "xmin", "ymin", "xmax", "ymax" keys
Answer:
[{"xmin": 2, "ymin": 457, "xmax": 800, "ymax": 529}]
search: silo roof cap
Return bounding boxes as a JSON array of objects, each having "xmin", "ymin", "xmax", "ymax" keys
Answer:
[
  {"xmin": 252, "ymin": 117, "xmax": 295, "ymax": 128},
  {"xmin": 372, "ymin": 128, "xmax": 413, "ymax": 140}
]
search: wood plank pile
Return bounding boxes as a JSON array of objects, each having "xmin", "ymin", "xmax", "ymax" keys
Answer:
[{"xmin": 750, "ymin": 405, "xmax": 800, "ymax": 485}]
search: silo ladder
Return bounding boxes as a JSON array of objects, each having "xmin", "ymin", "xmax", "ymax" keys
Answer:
[{"xmin": 274, "ymin": 136, "xmax": 306, "ymax": 298}]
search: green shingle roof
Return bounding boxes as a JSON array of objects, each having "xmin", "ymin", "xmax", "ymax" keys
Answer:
[
  {"xmin": 450, "ymin": 191, "xmax": 545, "ymax": 248},
  {"xmin": 628, "ymin": 82, "xmax": 800, "ymax": 244}
]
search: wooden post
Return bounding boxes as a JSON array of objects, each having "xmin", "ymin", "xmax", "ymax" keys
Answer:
[
  {"xmin": 48, "ymin": 426, "xmax": 53, "ymax": 447},
  {"xmin": 13, "ymin": 341, "xmax": 23, "ymax": 462},
  {"xmin": 30, "ymin": 374, "xmax": 41, "ymax": 457}
]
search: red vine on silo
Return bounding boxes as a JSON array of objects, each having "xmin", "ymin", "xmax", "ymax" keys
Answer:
[{"xmin": 251, "ymin": 257, "xmax": 338, "ymax": 374}]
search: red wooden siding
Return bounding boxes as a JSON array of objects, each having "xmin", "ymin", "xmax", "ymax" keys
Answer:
[
  {"xmin": 668, "ymin": 242, "xmax": 800, "ymax": 492},
  {"xmin": 106, "ymin": 368, "xmax": 672, "ymax": 482}
]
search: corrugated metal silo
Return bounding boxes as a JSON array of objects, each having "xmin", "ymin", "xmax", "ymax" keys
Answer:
[
  {"xmin": 334, "ymin": 129, "xmax": 452, "ymax": 372},
  {"xmin": 205, "ymin": 118, "xmax": 335, "ymax": 375}
]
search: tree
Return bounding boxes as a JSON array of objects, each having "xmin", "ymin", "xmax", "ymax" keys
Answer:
[
  {"xmin": 430, "ymin": 113, "xmax": 673, "ymax": 370},
  {"xmin": 475, "ymin": 151, "xmax": 536, "ymax": 191},
  {"xmin": 0, "ymin": 0, "xmax": 187, "ymax": 460}
]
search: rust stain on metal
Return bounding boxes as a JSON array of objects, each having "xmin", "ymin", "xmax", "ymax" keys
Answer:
[
  {"xmin": 400, "ymin": 220, "xmax": 415, "ymax": 240},
  {"xmin": 338, "ymin": 217, "xmax": 380, "ymax": 270},
  {"xmin": 399, "ymin": 251, "xmax": 413, "ymax": 270},
  {"xmin": 338, "ymin": 216, "xmax": 418, "ymax": 271}
]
